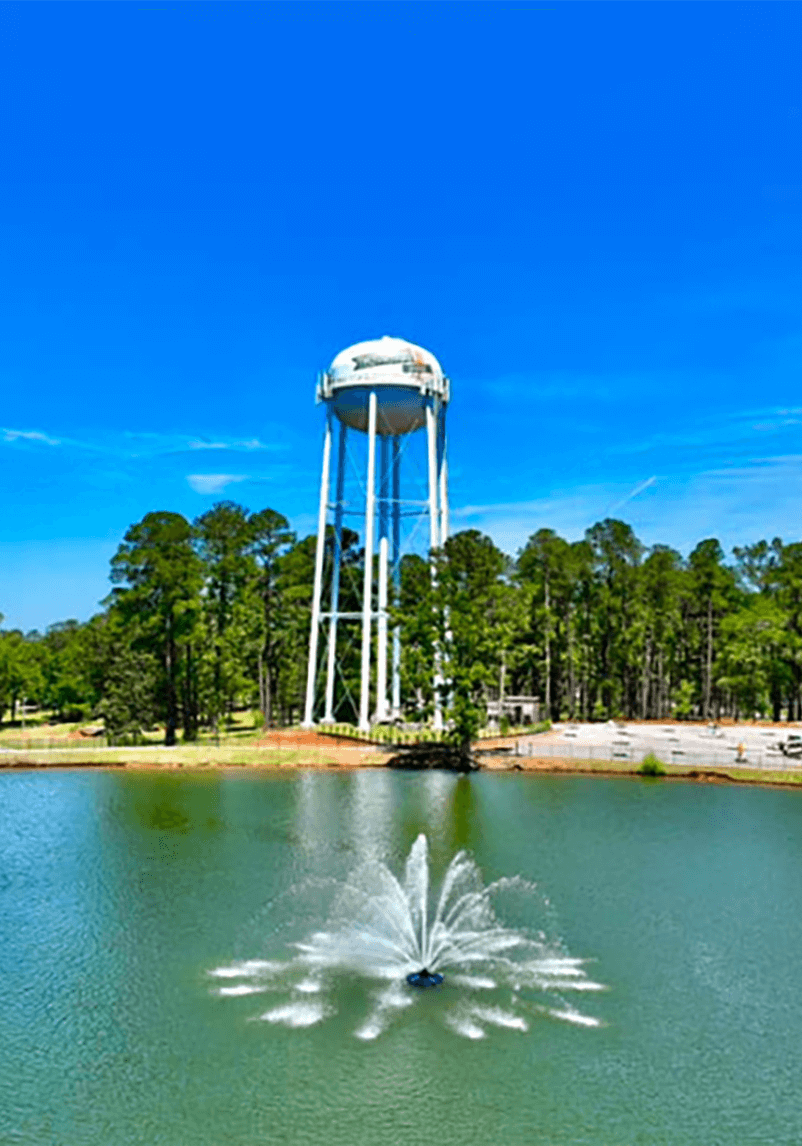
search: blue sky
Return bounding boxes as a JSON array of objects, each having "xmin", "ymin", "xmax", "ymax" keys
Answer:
[{"xmin": 2, "ymin": 2, "xmax": 802, "ymax": 631}]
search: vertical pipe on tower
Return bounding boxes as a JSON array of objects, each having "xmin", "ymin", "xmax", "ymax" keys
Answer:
[
  {"xmin": 426, "ymin": 401, "xmax": 443, "ymax": 731},
  {"xmin": 323, "ymin": 420, "xmax": 347, "ymax": 723},
  {"xmin": 391, "ymin": 435, "xmax": 401, "ymax": 719},
  {"xmin": 303, "ymin": 408, "xmax": 332, "ymax": 727},
  {"xmin": 359, "ymin": 392, "xmax": 378, "ymax": 731}
]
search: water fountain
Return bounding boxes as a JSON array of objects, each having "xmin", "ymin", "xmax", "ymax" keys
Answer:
[{"xmin": 209, "ymin": 835, "xmax": 604, "ymax": 1039}]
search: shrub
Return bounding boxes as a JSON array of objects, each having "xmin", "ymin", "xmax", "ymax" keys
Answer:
[
  {"xmin": 60, "ymin": 703, "xmax": 90, "ymax": 723},
  {"xmin": 673, "ymin": 680, "xmax": 695, "ymax": 720},
  {"xmin": 638, "ymin": 752, "xmax": 666, "ymax": 777}
]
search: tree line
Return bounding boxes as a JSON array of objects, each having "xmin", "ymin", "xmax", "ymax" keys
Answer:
[{"xmin": 2, "ymin": 505, "xmax": 802, "ymax": 742}]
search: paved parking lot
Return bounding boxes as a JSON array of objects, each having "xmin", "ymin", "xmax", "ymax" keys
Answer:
[{"xmin": 518, "ymin": 721, "xmax": 802, "ymax": 771}]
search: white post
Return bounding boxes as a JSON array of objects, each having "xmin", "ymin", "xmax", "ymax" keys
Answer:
[
  {"xmin": 437, "ymin": 410, "xmax": 452, "ymax": 716},
  {"xmin": 391, "ymin": 435, "xmax": 401, "ymax": 719},
  {"xmin": 376, "ymin": 535, "xmax": 389, "ymax": 722},
  {"xmin": 439, "ymin": 457, "xmax": 449, "ymax": 544},
  {"xmin": 426, "ymin": 402, "xmax": 443, "ymax": 731},
  {"xmin": 323, "ymin": 421, "xmax": 347, "ymax": 723},
  {"xmin": 438, "ymin": 411, "xmax": 449, "ymax": 544},
  {"xmin": 426, "ymin": 403, "xmax": 440, "ymax": 553},
  {"xmin": 359, "ymin": 392, "xmax": 378, "ymax": 732},
  {"xmin": 303, "ymin": 411, "xmax": 332, "ymax": 727}
]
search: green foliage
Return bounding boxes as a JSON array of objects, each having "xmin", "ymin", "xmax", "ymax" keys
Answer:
[
  {"xmin": 638, "ymin": 753, "xmax": 667, "ymax": 776},
  {"xmin": 716, "ymin": 597, "xmax": 788, "ymax": 718},
  {"xmin": 110, "ymin": 511, "xmax": 202, "ymax": 745},
  {"xmin": 0, "ymin": 629, "xmax": 44, "ymax": 722},
  {"xmin": 249, "ymin": 507, "xmax": 296, "ymax": 726},
  {"xmin": 96, "ymin": 646, "xmax": 158, "ymax": 744},
  {"xmin": 14, "ymin": 508, "xmax": 802, "ymax": 739},
  {"xmin": 517, "ymin": 528, "xmax": 574, "ymax": 721},
  {"xmin": 673, "ymin": 680, "xmax": 695, "ymax": 719},
  {"xmin": 438, "ymin": 530, "xmax": 511, "ymax": 751},
  {"xmin": 194, "ymin": 501, "xmax": 254, "ymax": 732},
  {"xmin": 396, "ymin": 530, "xmax": 510, "ymax": 746}
]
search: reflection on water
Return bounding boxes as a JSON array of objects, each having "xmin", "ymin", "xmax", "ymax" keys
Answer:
[
  {"xmin": 296, "ymin": 770, "xmax": 480, "ymax": 865},
  {"xmin": 350, "ymin": 768, "xmax": 395, "ymax": 857},
  {"xmin": 3, "ymin": 769, "xmax": 802, "ymax": 1146},
  {"xmin": 446, "ymin": 774, "xmax": 479, "ymax": 852}
]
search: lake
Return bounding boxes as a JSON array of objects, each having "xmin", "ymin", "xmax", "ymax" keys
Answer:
[{"xmin": 2, "ymin": 769, "xmax": 801, "ymax": 1145}]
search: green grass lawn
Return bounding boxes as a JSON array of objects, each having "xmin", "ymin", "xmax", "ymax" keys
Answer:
[{"xmin": 0, "ymin": 708, "xmax": 268, "ymax": 749}]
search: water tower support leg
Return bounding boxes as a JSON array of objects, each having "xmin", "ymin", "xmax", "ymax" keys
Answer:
[
  {"xmin": 379, "ymin": 433, "xmax": 389, "ymax": 545},
  {"xmin": 391, "ymin": 435, "xmax": 402, "ymax": 719},
  {"xmin": 377, "ymin": 536, "xmax": 389, "ymax": 721},
  {"xmin": 437, "ymin": 406, "xmax": 449, "ymax": 544},
  {"xmin": 323, "ymin": 421, "xmax": 347, "ymax": 723},
  {"xmin": 426, "ymin": 401, "xmax": 444, "ymax": 731},
  {"xmin": 303, "ymin": 409, "xmax": 332, "ymax": 727},
  {"xmin": 437, "ymin": 408, "xmax": 452, "ymax": 713},
  {"xmin": 374, "ymin": 436, "xmax": 390, "ymax": 723},
  {"xmin": 359, "ymin": 392, "xmax": 378, "ymax": 732},
  {"xmin": 426, "ymin": 402, "xmax": 440, "ymax": 553}
]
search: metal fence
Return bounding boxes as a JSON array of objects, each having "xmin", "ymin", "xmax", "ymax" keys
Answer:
[
  {"xmin": 516, "ymin": 740, "xmax": 802, "ymax": 771},
  {"xmin": 3, "ymin": 732, "xmax": 801, "ymax": 772},
  {"xmin": 0, "ymin": 737, "xmax": 111, "ymax": 752}
]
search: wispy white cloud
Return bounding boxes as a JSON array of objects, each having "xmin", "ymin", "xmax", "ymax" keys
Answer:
[
  {"xmin": 452, "ymin": 454, "xmax": 802, "ymax": 558},
  {"xmin": 2, "ymin": 427, "xmax": 61, "ymax": 446},
  {"xmin": 188, "ymin": 437, "xmax": 279, "ymax": 452},
  {"xmin": 453, "ymin": 490, "xmax": 609, "ymax": 555},
  {"xmin": 112, "ymin": 430, "xmax": 290, "ymax": 458},
  {"xmin": 453, "ymin": 480, "xmax": 657, "ymax": 528},
  {"xmin": 751, "ymin": 415, "xmax": 802, "ymax": 432},
  {"xmin": 453, "ymin": 497, "xmax": 554, "ymax": 519},
  {"xmin": 604, "ymin": 476, "xmax": 657, "ymax": 515},
  {"xmin": 2, "ymin": 425, "xmax": 289, "ymax": 460},
  {"xmin": 608, "ymin": 402, "xmax": 802, "ymax": 465},
  {"xmin": 186, "ymin": 473, "xmax": 250, "ymax": 495}
]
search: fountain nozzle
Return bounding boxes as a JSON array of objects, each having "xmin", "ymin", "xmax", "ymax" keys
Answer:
[{"xmin": 406, "ymin": 968, "xmax": 444, "ymax": 989}]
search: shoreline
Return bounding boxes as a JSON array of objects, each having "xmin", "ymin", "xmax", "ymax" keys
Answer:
[{"xmin": 2, "ymin": 745, "xmax": 802, "ymax": 789}]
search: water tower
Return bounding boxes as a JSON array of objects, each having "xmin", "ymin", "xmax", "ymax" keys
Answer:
[{"xmin": 303, "ymin": 336, "xmax": 450, "ymax": 731}]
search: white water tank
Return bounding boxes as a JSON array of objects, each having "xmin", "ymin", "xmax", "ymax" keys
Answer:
[{"xmin": 318, "ymin": 335, "xmax": 449, "ymax": 436}]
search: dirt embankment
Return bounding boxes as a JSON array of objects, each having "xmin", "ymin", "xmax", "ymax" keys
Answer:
[
  {"xmin": 255, "ymin": 728, "xmax": 369, "ymax": 749},
  {"xmin": 252, "ymin": 727, "xmax": 387, "ymax": 767},
  {"xmin": 0, "ymin": 726, "xmax": 390, "ymax": 771},
  {"xmin": 2, "ymin": 725, "xmax": 802, "ymax": 787}
]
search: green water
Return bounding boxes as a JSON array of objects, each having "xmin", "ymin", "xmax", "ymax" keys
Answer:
[{"xmin": 2, "ymin": 769, "xmax": 801, "ymax": 1145}]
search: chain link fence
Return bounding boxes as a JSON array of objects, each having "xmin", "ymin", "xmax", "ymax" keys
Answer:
[{"xmin": 516, "ymin": 739, "xmax": 802, "ymax": 771}]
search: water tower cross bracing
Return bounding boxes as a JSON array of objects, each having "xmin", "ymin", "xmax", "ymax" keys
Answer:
[{"xmin": 303, "ymin": 336, "xmax": 450, "ymax": 731}]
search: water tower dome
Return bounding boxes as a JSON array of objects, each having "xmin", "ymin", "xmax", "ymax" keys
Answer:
[{"xmin": 318, "ymin": 335, "xmax": 449, "ymax": 435}]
